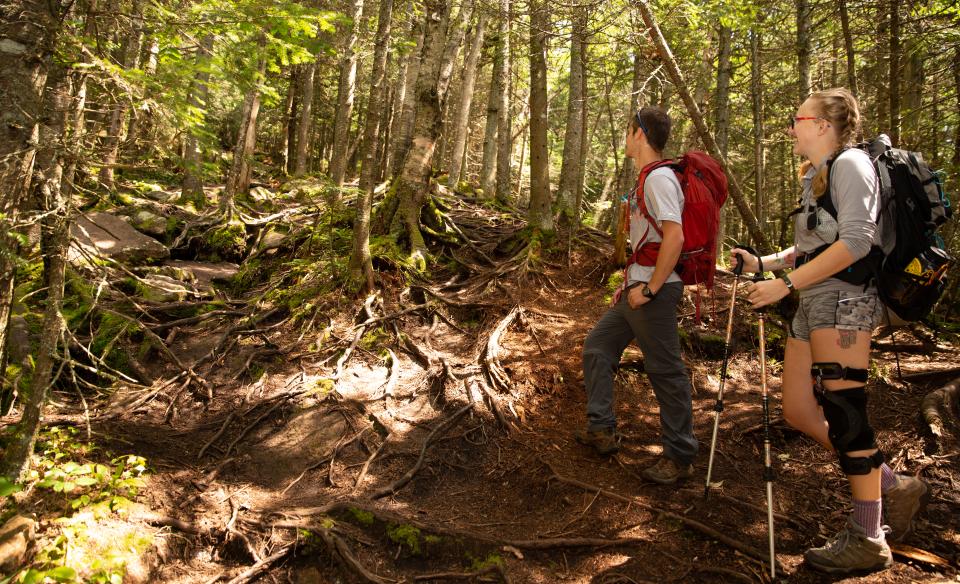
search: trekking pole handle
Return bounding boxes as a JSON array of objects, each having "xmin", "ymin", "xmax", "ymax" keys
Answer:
[{"xmin": 733, "ymin": 253, "xmax": 745, "ymax": 276}]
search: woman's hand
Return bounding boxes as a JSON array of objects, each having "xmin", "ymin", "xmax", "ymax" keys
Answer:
[
  {"xmin": 743, "ymin": 278, "xmax": 790, "ymax": 308},
  {"xmin": 730, "ymin": 248, "xmax": 760, "ymax": 273}
]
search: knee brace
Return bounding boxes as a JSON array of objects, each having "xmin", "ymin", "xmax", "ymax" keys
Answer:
[{"xmin": 812, "ymin": 362, "xmax": 884, "ymax": 475}]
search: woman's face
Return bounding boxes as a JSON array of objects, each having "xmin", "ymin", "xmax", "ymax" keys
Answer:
[{"xmin": 789, "ymin": 98, "xmax": 833, "ymax": 160}]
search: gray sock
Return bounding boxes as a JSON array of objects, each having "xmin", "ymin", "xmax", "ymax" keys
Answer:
[{"xmin": 853, "ymin": 498, "xmax": 882, "ymax": 539}]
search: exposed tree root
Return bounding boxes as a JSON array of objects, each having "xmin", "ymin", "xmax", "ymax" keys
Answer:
[
  {"xmin": 224, "ymin": 544, "xmax": 294, "ymax": 584},
  {"xmin": 920, "ymin": 375, "xmax": 960, "ymax": 451},
  {"xmin": 481, "ymin": 307, "xmax": 519, "ymax": 394},
  {"xmin": 315, "ymin": 527, "xmax": 395, "ymax": 584}
]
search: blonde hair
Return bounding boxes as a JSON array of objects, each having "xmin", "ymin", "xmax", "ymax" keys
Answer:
[{"xmin": 797, "ymin": 87, "xmax": 862, "ymax": 197}]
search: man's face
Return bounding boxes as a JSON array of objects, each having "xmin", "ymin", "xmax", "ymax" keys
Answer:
[{"xmin": 625, "ymin": 125, "xmax": 644, "ymax": 159}]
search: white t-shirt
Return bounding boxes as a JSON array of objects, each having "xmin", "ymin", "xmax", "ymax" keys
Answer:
[{"xmin": 627, "ymin": 166, "xmax": 684, "ymax": 286}]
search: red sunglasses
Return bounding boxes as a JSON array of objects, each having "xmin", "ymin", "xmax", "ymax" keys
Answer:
[{"xmin": 789, "ymin": 116, "xmax": 827, "ymax": 129}]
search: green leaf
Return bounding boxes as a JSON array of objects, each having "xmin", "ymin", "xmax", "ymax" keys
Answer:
[
  {"xmin": 46, "ymin": 566, "xmax": 77, "ymax": 582},
  {"xmin": 21, "ymin": 570, "xmax": 44, "ymax": 584},
  {"xmin": 0, "ymin": 477, "xmax": 21, "ymax": 497},
  {"xmin": 74, "ymin": 476, "xmax": 99, "ymax": 486}
]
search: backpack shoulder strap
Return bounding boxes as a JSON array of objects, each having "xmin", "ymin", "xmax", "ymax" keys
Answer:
[{"xmin": 636, "ymin": 160, "xmax": 676, "ymax": 237}]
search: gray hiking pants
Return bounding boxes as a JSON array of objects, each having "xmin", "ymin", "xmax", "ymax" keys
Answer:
[{"xmin": 582, "ymin": 282, "xmax": 698, "ymax": 465}]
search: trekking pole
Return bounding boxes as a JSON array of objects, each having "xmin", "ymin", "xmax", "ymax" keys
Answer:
[
  {"xmin": 703, "ymin": 251, "xmax": 746, "ymax": 498},
  {"xmin": 756, "ymin": 281, "xmax": 777, "ymax": 580}
]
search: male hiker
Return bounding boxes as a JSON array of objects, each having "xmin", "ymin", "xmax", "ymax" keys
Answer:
[{"xmin": 575, "ymin": 107, "xmax": 698, "ymax": 485}]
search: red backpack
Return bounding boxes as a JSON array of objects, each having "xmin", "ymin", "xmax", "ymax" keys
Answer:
[{"xmin": 627, "ymin": 151, "xmax": 728, "ymax": 290}]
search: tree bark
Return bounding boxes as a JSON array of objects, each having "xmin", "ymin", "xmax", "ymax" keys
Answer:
[
  {"xmin": 181, "ymin": 34, "xmax": 214, "ymax": 207},
  {"xmin": 329, "ymin": 0, "xmax": 366, "ymax": 186},
  {"xmin": 293, "ymin": 61, "xmax": 318, "ymax": 177},
  {"xmin": 349, "ymin": 0, "xmax": 395, "ymax": 292},
  {"xmin": 888, "ymin": 0, "xmax": 901, "ymax": 146},
  {"xmin": 838, "ymin": 0, "xmax": 859, "ymax": 97},
  {"xmin": 953, "ymin": 48, "xmax": 960, "ymax": 167},
  {"xmin": 493, "ymin": 0, "xmax": 513, "ymax": 204},
  {"xmin": 750, "ymin": 29, "xmax": 765, "ymax": 243},
  {"xmin": 555, "ymin": 6, "xmax": 586, "ymax": 232},
  {"xmin": 447, "ymin": 13, "xmax": 486, "ymax": 189},
  {"xmin": 714, "ymin": 25, "xmax": 733, "ymax": 159},
  {"xmin": 393, "ymin": 0, "xmax": 452, "ymax": 260},
  {"xmin": 1, "ymin": 63, "xmax": 70, "ymax": 482},
  {"xmin": 795, "ymin": 0, "xmax": 812, "ymax": 102},
  {"xmin": 0, "ymin": 0, "xmax": 60, "ymax": 383},
  {"xmin": 479, "ymin": 26, "xmax": 504, "ymax": 199},
  {"xmin": 902, "ymin": 40, "xmax": 923, "ymax": 150},
  {"xmin": 526, "ymin": 0, "xmax": 552, "ymax": 233},
  {"xmin": 98, "ymin": 0, "xmax": 144, "ymax": 191},
  {"xmin": 387, "ymin": 20, "xmax": 425, "ymax": 180},
  {"xmin": 222, "ymin": 58, "xmax": 267, "ymax": 213},
  {"xmin": 635, "ymin": 0, "xmax": 770, "ymax": 253},
  {"xmin": 279, "ymin": 67, "xmax": 298, "ymax": 176}
]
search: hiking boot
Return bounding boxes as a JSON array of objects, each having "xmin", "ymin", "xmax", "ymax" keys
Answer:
[
  {"xmin": 574, "ymin": 427, "xmax": 620, "ymax": 455},
  {"xmin": 640, "ymin": 456, "xmax": 693, "ymax": 485},
  {"xmin": 804, "ymin": 517, "xmax": 893, "ymax": 574},
  {"xmin": 883, "ymin": 474, "xmax": 930, "ymax": 542}
]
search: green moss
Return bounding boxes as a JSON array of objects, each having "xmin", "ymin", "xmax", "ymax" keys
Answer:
[
  {"xmin": 467, "ymin": 552, "xmax": 504, "ymax": 571},
  {"xmin": 349, "ymin": 508, "xmax": 375, "ymax": 526},
  {"xmin": 359, "ymin": 327, "xmax": 389, "ymax": 351},
  {"xmin": 205, "ymin": 221, "xmax": 247, "ymax": 260},
  {"xmin": 386, "ymin": 523, "xmax": 422, "ymax": 555}
]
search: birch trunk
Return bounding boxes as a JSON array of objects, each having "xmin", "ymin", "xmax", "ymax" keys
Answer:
[
  {"xmin": 222, "ymin": 58, "xmax": 267, "ymax": 213},
  {"xmin": 526, "ymin": 0, "xmax": 552, "ymax": 233},
  {"xmin": 387, "ymin": 21, "xmax": 425, "ymax": 180},
  {"xmin": 293, "ymin": 62, "xmax": 317, "ymax": 177},
  {"xmin": 329, "ymin": 0, "xmax": 366, "ymax": 186},
  {"xmin": 447, "ymin": 13, "xmax": 486, "ymax": 189}
]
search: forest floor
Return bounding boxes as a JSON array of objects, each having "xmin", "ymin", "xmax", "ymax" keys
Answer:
[{"xmin": 5, "ymin": 187, "xmax": 960, "ymax": 584}]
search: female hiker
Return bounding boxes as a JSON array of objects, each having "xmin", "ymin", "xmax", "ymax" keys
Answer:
[{"xmin": 731, "ymin": 87, "xmax": 928, "ymax": 575}]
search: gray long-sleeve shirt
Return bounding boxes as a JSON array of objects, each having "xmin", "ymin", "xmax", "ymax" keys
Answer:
[{"xmin": 795, "ymin": 148, "xmax": 880, "ymax": 297}]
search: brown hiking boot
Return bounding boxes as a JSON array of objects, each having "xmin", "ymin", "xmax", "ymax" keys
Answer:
[
  {"xmin": 640, "ymin": 456, "xmax": 693, "ymax": 485},
  {"xmin": 804, "ymin": 517, "xmax": 893, "ymax": 574},
  {"xmin": 883, "ymin": 474, "xmax": 930, "ymax": 541},
  {"xmin": 574, "ymin": 427, "xmax": 620, "ymax": 455}
]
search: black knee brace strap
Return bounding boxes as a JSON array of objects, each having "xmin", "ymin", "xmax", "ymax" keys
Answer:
[{"xmin": 812, "ymin": 363, "xmax": 883, "ymax": 476}]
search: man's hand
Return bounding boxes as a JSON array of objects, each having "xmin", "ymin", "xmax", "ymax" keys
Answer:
[{"xmin": 627, "ymin": 285, "xmax": 652, "ymax": 309}]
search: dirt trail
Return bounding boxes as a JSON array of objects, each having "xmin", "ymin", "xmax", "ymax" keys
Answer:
[{"xmin": 28, "ymin": 237, "xmax": 960, "ymax": 583}]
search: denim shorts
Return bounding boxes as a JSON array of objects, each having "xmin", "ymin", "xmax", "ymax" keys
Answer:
[{"xmin": 790, "ymin": 290, "xmax": 885, "ymax": 341}]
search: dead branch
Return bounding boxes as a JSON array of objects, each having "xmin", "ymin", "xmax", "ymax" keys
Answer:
[
  {"xmin": 370, "ymin": 403, "xmax": 475, "ymax": 499},
  {"xmin": 544, "ymin": 462, "xmax": 783, "ymax": 571},
  {"xmin": 151, "ymin": 309, "xmax": 249, "ymax": 333},
  {"xmin": 335, "ymin": 293, "xmax": 381, "ymax": 382},
  {"xmin": 413, "ymin": 565, "xmax": 506, "ymax": 582},
  {"xmin": 920, "ymin": 375, "xmax": 960, "ymax": 448},
  {"xmin": 224, "ymin": 544, "xmax": 294, "ymax": 584},
  {"xmin": 353, "ymin": 434, "xmax": 390, "ymax": 495},
  {"xmin": 315, "ymin": 527, "xmax": 395, "ymax": 584}
]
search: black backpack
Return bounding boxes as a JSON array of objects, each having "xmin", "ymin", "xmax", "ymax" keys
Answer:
[{"xmin": 800, "ymin": 135, "xmax": 953, "ymax": 322}]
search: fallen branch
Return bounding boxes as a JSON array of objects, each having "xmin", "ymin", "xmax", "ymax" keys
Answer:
[
  {"xmin": 224, "ymin": 544, "xmax": 294, "ymax": 584},
  {"xmin": 316, "ymin": 527, "xmax": 395, "ymax": 584},
  {"xmin": 920, "ymin": 375, "xmax": 960, "ymax": 449},
  {"xmin": 370, "ymin": 403, "xmax": 475, "ymax": 499}
]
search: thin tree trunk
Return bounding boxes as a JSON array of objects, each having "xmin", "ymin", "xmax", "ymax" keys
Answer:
[
  {"xmin": 292, "ymin": 62, "xmax": 317, "ymax": 177},
  {"xmin": 279, "ymin": 68, "xmax": 297, "ymax": 176},
  {"xmin": 902, "ymin": 41, "xmax": 923, "ymax": 150},
  {"xmin": 556, "ymin": 5, "xmax": 586, "ymax": 232},
  {"xmin": 479, "ymin": 30, "xmax": 504, "ymax": 199},
  {"xmin": 447, "ymin": 13, "xmax": 486, "ymax": 189},
  {"xmin": 838, "ymin": 0, "xmax": 858, "ymax": 98},
  {"xmin": 329, "ymin": 0, "xmax": 366, "ymax": 186},
  {"xmin": 181, "ymin": 34, "xmax": 214, "ymax": 207},
  {"xmin": 953, "ymin": 48, "xmax": 960, "ymax": 167},
  {"xmin": 223, "ymin": 58, "xmax": 267, "ymax": 213},
  {"xmin": 494, "ymin": 0, "xmax": 513, "ymax": 204},
  {"xmin": 635, "ymin": 0, "xmax": 770, "ymax": 253},
  {"xmin": 526, "ymin": 0, "xmax": 552, "ymax": 233},
  {"xmin": 388, "ymin": 20, "xmax": 425, "ymax": 180},
  {"xmin": 714, "ymin": 25, "xmax": 733, "ymax": 158},
  {"xmin": 574, "ymin": 43, "xmax": 589, "ymax": 226},
  {"xmin": 98, "ymin": 0, "xmax": 144, "ymax": 190},
  {"xmin": 888, "ymin": 0, "xmax": 901, "ymax": 146},
  {"xmin": 796, "ymin": 0, "xmax": 812, "ymax": 101},
  {"xmin": 1, "ymin": 63, "xmax": 70, "ymax": 482},
  {"xmin": 750, "ymin": 29, "xmax": 765, "ymax": 244}
]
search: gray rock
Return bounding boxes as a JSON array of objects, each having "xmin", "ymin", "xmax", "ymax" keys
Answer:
[
  {"xmin": 259, "ymin": 229, "xmax": 286, "ymax": 251},
  {"xmin": 128, "ymin": 210, "xmax": 168, "ymax": 238},
  {"xmin": 7, "ymin": 316, "xmax": 31, "ymax": 365},
  {"xmin": 143, "ymin": 190, "xmax": 177, "ymax": 203},
  {"xmin": 0, "ymin": 514, "xmax": 36, "ymax": 573},
  {"xmin": 137, "ymin": 274, "xmax": 196, "ymax": 303},
  {"xmin": 70, "ymin": 212, "xmax": 169, "ymax": 266},
  {"xmin": 160, "ymin": 260, "xmax": 238, "ymax": 295},
  {"xmin": 248, "ymin": 186, "xmax": 275, "ymax": 203}
]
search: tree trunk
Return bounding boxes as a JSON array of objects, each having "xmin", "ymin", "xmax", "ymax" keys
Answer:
[
  {"xmin": 610, "ymin": 51, "xmax": 643, "ymax": 260},
  {"xmin": 635, "ymin": 0, "xmax": 770, "ymax": 253},
  {"xmin": 181, "ymin": 34, "xmax": 214, "ymax": 207},
  {"xmin": 493, "ymin": 0, "xmax": 513, "ymax": 204},
  {"xmin": 329, "ymin": 0, "xmax": 366, "ymax": 186},
  {"xmin": 394, "ymin": 0, "xmax": 452, "ymax": 260},
  {"xmin": 293, "ymin": 62, "xmax": 317, "ymax": 177},
  {"xmin": 888, "ymin": 0, "xmax": 901, "ymax": 146},
  {"xmin": 796, "ymin": 0, "xmax": 812, "ymax": 101},
  {"xmin": 1, "ymin": 63, "xmax": 70, "ymax": 482},
  {"xmin": 902, "ymin": 40, "xmax": 923, "ymax": 150},
  {"xmin": 447, "ymin": 13, "xmax": 486, "ymax": 189},
  {"xmin": 838, "ymin": 0, "xmax": 858, "ymax": 98},
  {"xmin": 714, "ymin": 25, "xmax": 733, "ymax": 158},
  {"xmin": 387, "ymin": 20, "xmax": 425, "ymax": 180},
  {"xmin": 750, "ymin": 29, "xmax": 765, "ymax": 242},
  {"xmin": 555, "ymin": 6, "xmax": 586, "ymax": 233},
  {"xmin": 349, "ymin": 0, "xmax": 395, "ymax": 292},
  {"xmin": 479, "ymin": 30, "xmax": 504, "ymax": 199},
  {"xmin": 0, "ymin": 0, "xmax": 60, "ymax": 383},
  {"xmin": 574, "ymin": 42, "xmax": 589, "ymax": 226},
  {"xmin": 279, "ymin": 68, "xmax": 298, "ymax": 176},
  {"xmin": 98, "ymin": 0, "xmax": 144, "ymax": 190},
  {"xmin": 953, "ymin": 48, "xmax": 960, "ymax": 167},
  {"xmin": 526, "ymin": 0, "xmax": 552, "ymax": 233},
  {"xmin": 223, "ymin": 58, "xmax": 267, "ymax": 213}
]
